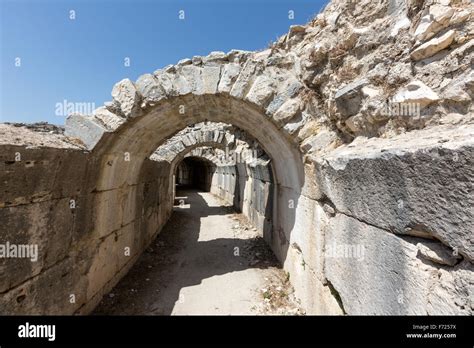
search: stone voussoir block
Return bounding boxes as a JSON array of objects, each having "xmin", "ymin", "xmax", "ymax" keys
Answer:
[{"xmin": 111, "ymin": 78, "xmax": 142, "ymax": 118}]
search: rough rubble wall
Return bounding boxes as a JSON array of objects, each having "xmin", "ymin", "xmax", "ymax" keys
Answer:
[
  {"xmin": 269, "ymin": 0, "xmax": 473, "ymax": 314},
  {"xmin": 276, "ymin": 0, "xmax": 474, "ymax": 145}
]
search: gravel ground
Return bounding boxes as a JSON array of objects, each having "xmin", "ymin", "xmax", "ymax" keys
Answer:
[{"xmin": 93, "ymin": 189, "xmax": 303, "ymax": 315}]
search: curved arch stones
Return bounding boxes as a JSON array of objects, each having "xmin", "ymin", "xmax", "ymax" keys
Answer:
[{"xmin": 65, "ymin": 50, "xmax": 308, "ymax": 312}]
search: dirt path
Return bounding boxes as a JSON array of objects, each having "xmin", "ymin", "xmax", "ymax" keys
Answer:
[{"xmin": 93, "ymin": 189, "xmax": 303, "ymax": 315}]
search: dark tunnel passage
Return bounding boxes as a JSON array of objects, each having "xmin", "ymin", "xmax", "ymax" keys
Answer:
[
  {"xmin": 175, "ymin": 156, "xmax": 216, "ymax": 192},
  {"xmin": 93, "ymin": 150, "xmax": 295, "ymax": 315}
]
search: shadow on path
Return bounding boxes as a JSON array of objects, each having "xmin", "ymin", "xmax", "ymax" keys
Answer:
[{"xmin": 93, "ymin": 188, "xmax": 280, "ymax": 315}]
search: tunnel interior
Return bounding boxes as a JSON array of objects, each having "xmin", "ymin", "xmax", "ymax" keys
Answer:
[
  {"xmin": 164, "ymin": 123, "xmax": 277, "ymax": 244},
  {"xmin": 175, "ymin": 156, "xmax": 216, "ymax": 192}
]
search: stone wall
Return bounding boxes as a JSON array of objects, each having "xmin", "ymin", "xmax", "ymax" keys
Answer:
[
  {"xmin": 0, "ymin": 137, "xmax": 93, "ymax": 314},
  {"xmin": 181, "ymin": 146, "xmax": 275, "ymax": 239},
  {"xmin": 210, "ymin": 162, "xmax": 274, "ymax": 235},
  {"xmin": 0, "ymin": 125, "xmax": 172, "ymax": 314},
  {"xmin": 1, "ymin": 0, "xmax": 473, "ymax": 315},
  {"xmin": 285, "ymin": 124, "xmax": 474, "ymax": 314}
]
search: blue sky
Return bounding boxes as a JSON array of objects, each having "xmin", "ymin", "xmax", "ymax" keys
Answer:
[{"xmin": 1, "ymin": 0, "xmax": 328, "ymax": 124}]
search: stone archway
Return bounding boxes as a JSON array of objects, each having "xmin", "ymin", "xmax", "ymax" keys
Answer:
[
  {"xmin": 65, "ymin": 51, "xmax": 309, "ymax": 312},
  {"xmin": 152, "ymin": 123, "xmax": 271, "ymax": 211}
]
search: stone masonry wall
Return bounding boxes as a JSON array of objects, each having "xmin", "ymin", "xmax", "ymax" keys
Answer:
[
  {"xmin": 1, "ymin": 0, "xmax": 472, "ymax": 315},
  {"xmin": 0, "ymin": 125, "xmax": 172, "ymax": 314}
]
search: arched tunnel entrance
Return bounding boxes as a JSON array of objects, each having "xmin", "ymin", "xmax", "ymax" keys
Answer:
[
  {"xmin": 92, "ymin": 122, "xmax": 300, "ymax": 315},
  {"xmin": 63, "ymin": 60, "xmax": 319, "ymax": 315},
  {"xmin": 1, "ymin": 4, "xmax": 471, "ymax": 317}
]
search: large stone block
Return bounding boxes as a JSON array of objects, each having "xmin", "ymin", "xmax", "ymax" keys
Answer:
[
  {"xmin": 201, "ymin": 66, "xmax": 221, "ymax": 94},
  {"xmin": 283, "ymin": 243, "xmax": 343, "ymax": 315},
  {"xmin": 65, "ymin": 114, "xmax": 107, "ymax": 149},
  {"xmin": 314, "ymin": 125, "xmax": 474, "ymax": 261},
  {"xmin": 0, "ymin": 198, "xmax": 76, "ymax": 293},
  {"xmin": 334, "ymin": 78, "xmax": 368, "ymax": 118},
  {"xmin": 0, "ymin": 145, "xmax": 89, "ymax": 206},
  {"xmin": 136, "ymin": 74, "xmax": 166, "ymax": 104},
  {"xmin": 111, "ymin": 78, "xmax": 142, "ymax": 118},
  {"xmin": 325, "ymin": 213, "xmax": 472, "ymax": 315},
  {"xmin": 218, "ymin": 63, "xmax": 241, "ymax": 93},
  {"xmin": 0, "ymin": 256, "xmax": 88, "ymax": 314}
]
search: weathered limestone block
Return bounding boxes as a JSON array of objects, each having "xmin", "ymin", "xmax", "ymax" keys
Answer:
[
  {"xmin": 386, "ymin": 62, "xmax": 412, "ymax": 85},
  {"xmin": 314, "ymin": 125, "xmax": 474, "ymax": 260},
  {"xmin": 0, "ymin": 257, "xmax": 89, "ymax": 315},
  {"xmin": 136, "ymin": 73, "xmax": 166, "ymax": 104},
  {"xmin": 273, "ymin": 98, "xmax": 301, "ymax": 123},
  {"xmin": 288, "ymin": 195, "xmax": 328, "ymax": 281},
  {"xmin": 111, "ymin": 78, "xmax": 141, "ymax": 118},
  {"xmin": 180, "ymin": 65, "xmax": 203, "ymax": 94},
  {"xmin": 230, "ymin": 60, "xmax": 259, "ymax": 98},
  {"xmin": 334, "ymin": 79, "xmax": 368, "ymax": 118},
  {"xmin": 414, "ymin": 5, "xmax": 455, "ymax": 42},
  {"xmin": 201, "ymin": 66, "xmax": 221, "ymax": 94},
  {"xmin": 426, "ymin": 260, "xmax": 474, "ymax": 314},
  {"xmin": 170, "ymin": 72, "xmax": 192, "ymax": 96},
  {"xmin": 93, "ymin": 107, "xmax": 125, "ymax": 131},
  {"xmin": 325, "ymin": 213, "xmax": 472, "ymax": 315},
  {"xmin": 301, "ymin": 130, "xmax": 339, "ymax": 155},
  {"xmin": 411, "ymin": 30, "xmax": 456, "ymax": 61},
  {"xmin": 0, "ymin": 198, "xmax": 74, "ymax": 293},
  {"xmin": 177, "ymin": 58, "xmax": 192, "ymax": 66},
  {"xmin": 282, "ymin": 113, "xmax": 307, "ymax": 137},
  {"xmin": 245, "ymin": 75, "xmax": 275, "ymax": 107},
  {"xmin": 65, "ymin": 114, "xmax": 107, "ymax": 149},
  {"xmin": 0, "ymin": 145, "xmax": 89, "ymax": 206},
  {"xmin": 217, "ymin": 63, "xmax": 241, "ymax": 93},
  {"xmin": 450, "ymin": 9, "xmax": 471, "ymax": 26},
  {"xmin": 416, "ymin": 240, "xmax": 462, "ymax": 266},
  {"xmin": 202, "ymin": 51, "xmax": 228, "ymax": 65},
  {"xmin": 391, "ymin": 80, "xmax": 440, "ymax": 107},
  {"xmin": 441, "ymin": 70, "xmax": 474, "ymax": 102},
  {"xmin": 86, "ymin": 224, "xmax": 140, "ymax": 302},
  {"xmin": 249, "ymin": 161, "xmax": 271, "ymax": 182},
  {"xmin": 266, "ymin": 78, "xmax": 303, "ymax": 116}
]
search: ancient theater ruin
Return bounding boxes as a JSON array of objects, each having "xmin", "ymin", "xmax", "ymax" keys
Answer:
[{"xmin": 1, "ymin": 0, "xmax": 473, "ymax": 315}]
